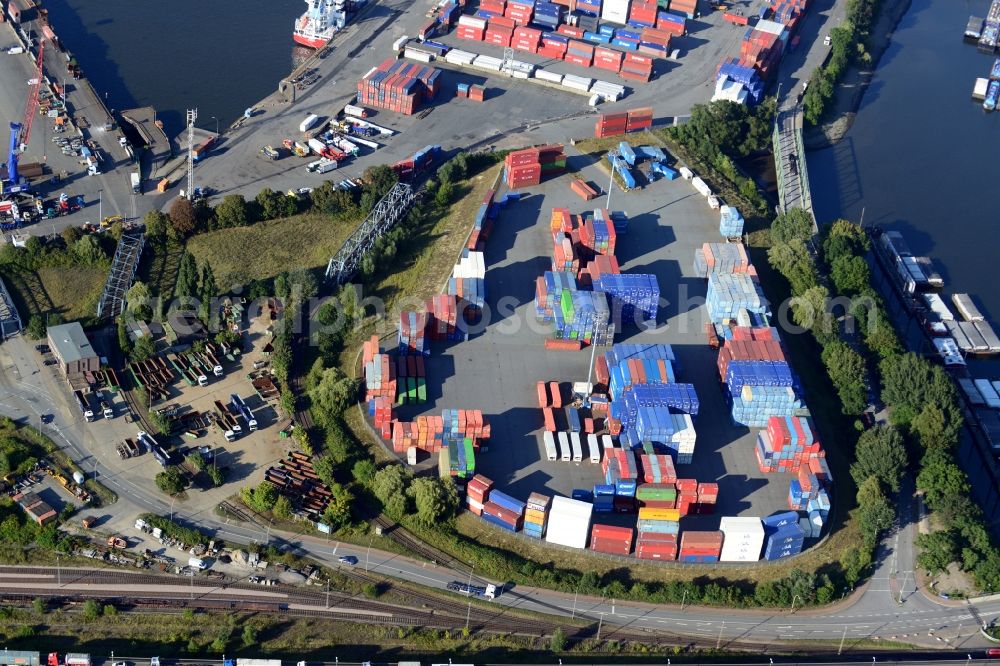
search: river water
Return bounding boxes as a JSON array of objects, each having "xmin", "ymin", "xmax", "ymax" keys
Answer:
[
  {"xmin": 40, "ymin": 0, "xmax": 309, "ymax": 138},
  {"xmin": 809, "ymin": 0, "xmax": 1000, "ymax": 374}
]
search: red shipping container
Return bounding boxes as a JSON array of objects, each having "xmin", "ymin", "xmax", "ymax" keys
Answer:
[
  {"xmin": 542, "ymin": 407, "xmax": 556, "ymax": 432},
  {"xmin": 537, "ymin": 381, "xmax": 550, "ymax": 408},
  {"xmin": 491, "ymin": 15, "xmax": 517, "ymax": 27},
  {"xmin": 549, "ymin": 381, "xmax": 563, "ymax": 408}
]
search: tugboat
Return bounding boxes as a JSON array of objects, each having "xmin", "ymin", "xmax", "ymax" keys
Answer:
[{"xmin": 293, "ymin": 0, "xmax": 346, "ymax": 49}]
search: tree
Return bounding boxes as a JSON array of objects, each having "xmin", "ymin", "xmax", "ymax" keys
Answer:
[
  {"xmin": 322, "ymin": 482, "xmax": 353, "ymax": 528},
  {"xmin": 125, "ymin": 281, "xmax": 153, "ymax": 319},
  {"xmin": 144, "ymin": 209, "xmax": 170, "ymax": 240},
  {"xmin": 32, "ymin": 597, "xmax": 45, "ymax": 614},
  {"xmin": 312, "ymin": 453, "xmax": 338, "ymax": 488},
  {"xmin": 307, "ymin": 367, "xmax": 358, "ymax": 423},
  {"xmin": 880, "ymin": 353, "xmax": 962, "ymax": 435},
  {"xmin": 131, "ymin": 334, "xmax": 156, "ymax": 361},
  {"xmin": 855, "ymin": 476, "xmax": 895, "ymax": 546},
  {"xmin": 25, "ymin": 315, "xmax": 45, "ymax": 340},
  {"xmin": 272, "ymin": 494, "xmax": 292, "ymax": 520},
  {"xmin": 362, "ymin": 164, "xmax": 399, "ymax": 199},
  {"xmin": 435, "ymin": 180, "xmax": 454, "ymax": 207},
  {"xmin": 60, "ymin": 226, "xmax": 83, "ymax": 247},
  {"xmin": 169, "ymin": 197, "xmax": 197, "ymax": 237},
  {"xmin": 155, "ymin": 467, "xmax": 188, "ymax": 495},
  {"xmin": 916, "ymin": 531, "xmax": 958, "ymax": 574},
  {"xmin": 767, "ymin": 238, "xmax": 818, "ymax": 296},
  {"xmin": 770, "ymin": 208, "xmax": 814, "ymax": 245},
  {"xmin": 310, "ymin": 182, "xmax": 354, "ymax": 216},
  {"xmin": 240, "ymin": 481, "xmax": 279, "ymax": 513},
  {"xmin": 352, "ymin": 459, "xmax": 376, "ymax": 485},
  {"xmin": 820, "ymin": 341, "xmax": 868, "ymax": 415},
  {"xmin": 82, "ymin": 599, "xmax": 101, "ymax": 620},
  {"xmin": 73, "ymin": 235, "xmax": 107, "ymax": 266},
  {"xmin": 831, "ymin": 254, "xmax": 871, "ymax": 295},
  {"xmin": 199, "ymin": 262, "xmax": 218, "ymax": 321},
  {"xmin": 850, "ymin": 424, "xmax": 907, "ymax": 491},
  {"xmin": 372, "ymin": 465, "xmax": 410, "ymax": 517},
  {"xmin": 550, "ymin": 627, "xmax": 567, "ymax": 652},
  {"xmin": 214, "ymin": 194, "xmax": 250, "ymax": 228},
  {"xmin": 241, "ymin": 624, "xmax": 258, "ymax": 647},
  {"xmin": 911, "ymin": 402, "xmax": 958, "ymax": 451},
  {"xmin": 175, "ymin": 252, "xmax": 200, "ymax": 299},
  {"xmin": 408, "ymin": 477, "xmax": 459, "ymax": 525},
  {"xmin": 255, "ymin": 188, "xmax": 287, "ymax": 221},
  {"xmin": 104, "ymin": 603, "xmax": 118, "ymax": 617},
  {"xmin": 916, "ymin": 449, "xmax": 970, "ymax": 509},
  {"xmin": 822, "ymin": 219, "xmax": 869, "ymax": 264},
  {"xmin": 840, "ymin": 545, "xmax": 873, "ymax": 588}
]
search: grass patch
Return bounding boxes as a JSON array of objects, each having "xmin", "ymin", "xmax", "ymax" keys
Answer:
[
  {"xmin": 136, "ymin": 239, "xmax": 185, "ymax": 299},
  {"xmin": 5, "ymin": 266, "xmax": 106, "ymax": 324},
  {"xmin": 186, "ymin": 212, "xmax": 358, "ymax": 289}
]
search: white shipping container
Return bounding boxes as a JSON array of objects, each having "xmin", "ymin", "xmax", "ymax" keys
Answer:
[
  {"xmin": 467, "ymin": 496, "xmax": 484, "ymax": 512},
  {"xmin": 545, "ymin": 495, "xmax": 593, "ymax": 549},
  {"xmin": 563, "ymin": 79, "xmax": 591, "ymax": 92},
  {"xmin": 587, "ymin": 434, "xmax": 601, "ymax": 463},
  {"xmin": 543, "ymin": 431, "xmax": 558, "ymax": 461},
  {"xmin": 535, "ymin": 68, "xmax": 564, "ymax": 83},
  {"xmin": 755, "ymin": 19, "xmax": 787, "ymax": 35},
  {"xmin": 405, "ymin": 47, "xmax": 433, "ymax": 63},
  {"xmin": 299, "ymin": 114, "xmax": 320, "ymax": 133},
  {"xmin": 602, "ymin": 434, "xmax": 615, "ymax": 449},
  {"xmin": 512, "ymin": 70, "xmax": 531, "ymax": 79},
  {"xmin": 407, "ymin": 446, "xmax": 417, "ymax": 465},
  {"xmin": 458, "ymin": 14, "xmax": 487, "ymax": 28},
  {"xmin": 922, "ymin": 293, "xmax": 954, "ymax": 321},
  {"xmin": 692, "ymin": 176, "xmax": 711, "ymax": 197},
  {"xmin": 446, "ymin": 50, "xmax": 477, "ymax": 64},
  {"xmin": 570, "ymin": 432, "xmax": 583, "ymax": 462},
  {"xmin": 558, "ymin": 431, "xmax": 571, "ymax": 461},
  {"xmin": 679, "ymin": 166, "xmax": 694, "ymax": 180},
  {"xmin": 719, "ymin": 516, "xmax": 765, "ymax": 562},
  {"xmin": 392, "ymin": 35, "xmax": 411, "ymax": 51}
]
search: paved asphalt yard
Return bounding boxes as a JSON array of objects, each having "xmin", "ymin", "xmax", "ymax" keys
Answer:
[{"xmin": 395, "ymin": 147, "xmax": 792, "ymax": 524}]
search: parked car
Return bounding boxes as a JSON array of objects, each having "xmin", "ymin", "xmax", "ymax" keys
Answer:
[{"xmin": 338, "ymin": 555, "xmax": 358, "ymax": 565}]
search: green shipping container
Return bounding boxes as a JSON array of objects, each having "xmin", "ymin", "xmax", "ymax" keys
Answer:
[
  {"xmin": 464, "ymin": 438, "xmax": 476, "ymax": 475},
  {"xmin": 408, "ymin": 377, "xmax": 417, "ymax": 400},
  {"xmin": 560, "ymin": 290, "xmax": 574, "ymax": 318},
  {"xmin": 636, "ymin": 487, "xmax": 678, "ymax": 502},
  {"xmin": 438, "ymin": 448, "xmax": 450, "ymax": 478},
  {"xmin": 417, "ymin": 379, "xmax": 427, "ymax": 403}
]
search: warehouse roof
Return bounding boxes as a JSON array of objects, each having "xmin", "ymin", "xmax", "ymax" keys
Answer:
[{"xmin": 48, "ymin": 322, "xmax": 96, "ymax": 364}]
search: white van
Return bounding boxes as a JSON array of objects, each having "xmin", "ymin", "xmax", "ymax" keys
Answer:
[{"xmin": 188, "ymin": 557, "xmax": 207, "ymax": 570}]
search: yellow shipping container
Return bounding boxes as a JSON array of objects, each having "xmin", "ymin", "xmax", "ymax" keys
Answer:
[
  {"xmin": 638, "ymin": 507, "xmax": 680, "ymax": 522},
  {"xmin": 525, "ymin": 508, "xmax": 547, "ymax": 523}
]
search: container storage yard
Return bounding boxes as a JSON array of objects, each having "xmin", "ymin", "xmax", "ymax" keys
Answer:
[{"xmin": 358, "ymin": 140, "xmax": 834, "ymax": 565}]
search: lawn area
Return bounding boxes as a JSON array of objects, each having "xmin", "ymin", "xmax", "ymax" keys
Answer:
[
  {"xmin": 185, "ymin": 212, "xmax": 358, "ymax": 289},
  {"xmin": 4, "ymin": 265, "xmax": 106, "ymax": 324}
]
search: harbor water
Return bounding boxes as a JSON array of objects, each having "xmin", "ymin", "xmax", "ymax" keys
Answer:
[
  {"xmin": 809, "ymin": 0, "xmax": 1000, "ymax": 376},
  {"xmin": 40, "ymin": 0, "xmax": 307, "ymax": 138}
]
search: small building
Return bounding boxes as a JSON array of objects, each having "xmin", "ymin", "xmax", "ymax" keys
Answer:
[
  {"xmin": 165, "ymin": 311, "xmax": 206, "ymax": 346},
  {"xmin": 0, "ymin": 650, "xmax": 41, "ymax": 666},
  {"xmin": 47, "ymin": 322, "xmax": 99, "ymax": 378},
  {"xmin": 14, "ymin": 491, "xmax": 57, "ymax": 526}
]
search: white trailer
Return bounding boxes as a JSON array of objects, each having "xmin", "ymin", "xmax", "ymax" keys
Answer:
[
  {"xmin": 587, "ymin": 433, "xmax": 601, "ymax": 463},
  {"xmin": 299, "ymin": 114, "xmax": 320, "ymax": 133},
  {"xmin": 557, "ymin": 431, "xmax": 571, "ymax": 461},
  {"xmin": 542, "ymin": 431, "xmax": 558, "ymax": 461},
  {"xmin": 570, "ymin": 432, "xmax": 583, "ymax": 462}
]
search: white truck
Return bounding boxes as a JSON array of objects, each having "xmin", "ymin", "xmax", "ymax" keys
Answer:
[
  {"xmin": 130, "ymin": 171, "xmax": 141, "ymax": 194},
  {"xmin": 299, "ymin": 114, "xmax": 320, "ymax": 133}
]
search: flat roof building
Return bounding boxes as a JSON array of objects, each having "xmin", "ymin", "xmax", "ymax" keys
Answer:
[{"xmin": 46, "ymin": 322, "xmax": 99, "ymax": 377}]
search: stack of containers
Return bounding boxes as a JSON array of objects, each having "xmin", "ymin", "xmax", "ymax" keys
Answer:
[
  {"xmin": 552, "ymin": 236, "xmax": 579, "ymax": 272},
  {"xmin": 466, "ymin": 474, "xmax": 493, "ymax": 516},
  {"xmin": 678, "ymin": 530, "xmax": 724, "ymax": 562},
  {"xmin": 457, "ymin": 14, "xmax": 487, "ymax": 39},
  {"xmin": 614, "ymin": 383, "xmax": 700, "ymax": 428},
  {"xmin": 716, "ymin": 58, "xmax": 765, "ymax": 104},
  {"xmin": 627, "ymin": 107, "xmax": 654, "ymax": 131},
  {"xmin": 788, "ymin": 467, "xmax": 821, "ymax": 510},
  {"xmin": 762, "ymin": 511, "xmax": 806, "ymax": 560},
  {"xmin": 668, "ymin": 0, "xmax": 697, "ymax": 19},
  {"xmin": 395, "ymin": 354, "xmax": 428, "ymax": 405},
  {"xmin": 356, "ymin": 59, "xmax": 441, "ymax": 115},
  {"xmin": 448, "ymin": 276, "xmax": 486, "ymax": 322},
  {"xmin": 725, "ymin": 360, "xmax": 795, "ymax": 396},
  {"xmin": 619, "ymin": 53, "xmax": 654, "ymax": 81},
  {"xmin": 505, "ymin": 0, "xmax": 535, "ymax": 24},
  {"xmin": 629, "ymin": 0, "xmax": 658, "ymax": 25},
  {"xmin": 483, "ymin": 490, "xmax": 525, "ymax": 532},
  {"xmin": 656, "ymin": 11, "xmax": 686, "ymax": 36},
  {"xmin": 533, "ymin": 1, "xmax": 563, "ymax": 29},
  {"xmin": 535, "ymin": 271, "xmax": 578, "ymax": 320},
  {"xmin": 479, "ymin": 0, "xmax": 506, "ymax": 14},
  {"xmin": 717, "ymin": 328, "xmax": 784, "ymax": 382},
  {"xmin": 426, "ymin": 294, "xmax": 463, "ymax": 342},
  {"xmin": 755, "ymin": 415, "xmax": 821, "ymax": 473},
  {"xmin": 553, "ymin": 289, "xmax": 610, "ymax": 344},
  {"xmin": 694, "ymin": 482, "xmax": 718, "ymax": 514},
  {"xmin": 440, "ymin": 438, "xmax": 477, "ymax": 479},
  {"xmin": 485, "ymin": 17, "xmax": 515, "ymax": 46},
  {"xmin": 397, "ymin": 310, "xmax": 429, "ymax": 355},
  {"xmin": 539, "ymin": 32, "xmax": 570, "ymax": 57},
  {"xmin": 595, "ymin": 273, "xmax": 659, "ymax": 321},
  {"xmin": 719, "ymin": 205, "xmax": 745, "ymax": 237},
  {"xmin": 601, "ymin": 448, "xmax": 638, "ymax": 493},
  {"xmin": 575, "ymin": 0, "xmax": 602, "ymax": 16},
  {"xmin": 368, "ymin": 396, "xmax": 394, "ymax": 439},
  {"xmin": 636, "ymin": 482, "xmax": 677, "ymax": 508},
  {"xmin": 595, "ymin": 111, "xmax": 628, "ymax": 138},
  {"xmin": 364, "ymin": 351, "xmax": 397, "ymax": 401},
  {"xmin": 638, "ymin": 27, "xmax": 672, "ymax": 56},
  {"xmin": 504, "ymin": 145, "xmax": 565, "ymax": 189},
  {"xmin": 612, "ymin": 27, "xmax": 641, "ymax": 50},
  {"xmin": 565, "ymin": 39, "xmax": 595, "ymax": 66},
  {"xmin": 806, "ymin": 489, "xmax": 830, "ymax": 538},
  {"xmin": 466, "ymin": 188, "xmax": 497, "ymax": 252},
  {"xmin": 392, "ymin": 144, "xmax": 442, "ymax": 180},
  {"xmin": 740, "ymin": 29, "xmax": 782, "ymax": 81},
  {"xmin": 731, "ymin": 385, "xmax": 802, "ymax": 427},
  {"xmin": 675, "ymin": 478, "xmax": 698, "ymax": 516},
  {"xmin": 608, "ymin": 355, "xmax": 676, "ymax": 401},
  {"xmin": 442, "ymin": 408, "xmax": 491, "ymax": 444},
  {"xmin": 635, "ymin": 514, "xmax": 679, "ymax": 560},
  {"xmin": 593, "ymin": 483, "xmax": 615, "ymax": 513},
  {"xmin": 601, "ymin": 0, "xmax": 631, "ymax": 23},
  {"xmin": 579, "ymin": 254, "xmax": 621, "ymax": 288},
  {"xmin": 639, "ymin": 453, "xmax": 677, "ymax": 483},
  {"xmin": 593, "ymin": 46, "xmax": 625, "ymax": 73},
  {"xmin": 590, "ymin": 524, "xmax": 634, "ymax": 555},
  {"xmin": 693, "ymin": 242, "xmax": 752, "ymax": 278},
  {"xmin": 719, "ymin": 516, "xmax": 765, "ymax": 562},
  {"xmin": 545, "ymin": 495, "xmax": 594, "ymax": 549},
  {"xmin": 579, "ymin": 208, "xmax": 618, "ymax": 256},
  {"xmin": 706, "ymin": 272, "xmax": 770, "ymax": 324},
  {"xmin": 524, "ymin": 492, "xmax": 551, "ymax": 538},
  {"xmin": 512, "ymin": 25, "xmax": 542, "ymax": 51}
]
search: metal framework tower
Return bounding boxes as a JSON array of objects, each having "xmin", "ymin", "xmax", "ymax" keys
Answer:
[
  {"xmin": 501, "ymin": 46, "xmax": 515, "ymax": 76},
  {"xmin": 186, "ymin": 108, "xmax": 198, "ymax": 198},
  {"xmin": 325, "ymin": 182, "xmax": 416, "ymax": 284}
]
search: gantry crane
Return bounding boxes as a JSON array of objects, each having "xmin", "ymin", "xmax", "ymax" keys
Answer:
[{"xmin": 6, "ymin": 41, "xmax": 45, "ymax": 194}]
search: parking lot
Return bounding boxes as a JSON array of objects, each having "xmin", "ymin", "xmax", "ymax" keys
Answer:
[{"xmin": 395, "ymin": 145, "xmax": 790, "ymax": 526}]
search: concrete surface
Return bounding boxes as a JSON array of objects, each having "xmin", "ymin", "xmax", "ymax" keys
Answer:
[{"xmin": 394, "ymin": 146, "xmax": 790, "ymax": 522}]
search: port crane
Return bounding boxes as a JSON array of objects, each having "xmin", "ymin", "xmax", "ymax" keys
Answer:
[{"xmin": 5, "ymin": 42, "xmax": 45, "ymax": 194}]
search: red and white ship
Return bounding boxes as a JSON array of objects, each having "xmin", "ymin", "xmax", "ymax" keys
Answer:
[{"xmin": 293, "ymin": 0, "xmax": 345, "ymax": 49}]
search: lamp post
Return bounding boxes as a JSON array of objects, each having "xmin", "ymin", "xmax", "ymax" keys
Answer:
[
  {"xmin": 606, "ymin": 152, "xmax": 618, "ymax": 210},
  {"xmin": 211, "ymin": 116, "xmax": 219, "ymax": 136},
  {"xmin": 98, "ymin": 189, "xmax": 103, "ymax": 224},
  {"xmin": 790, "ymin": 594, "xmax": 802, "ymax": 614}
]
